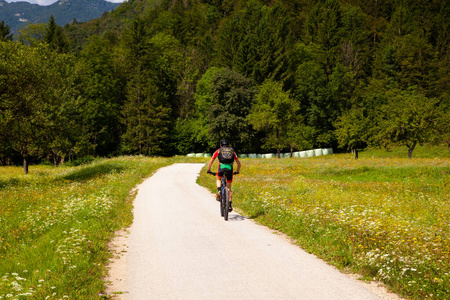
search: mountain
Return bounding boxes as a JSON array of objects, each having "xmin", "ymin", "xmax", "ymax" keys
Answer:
[{"xmin": 0, "ymin": 0, "xmax": 121, "ymax": 35}]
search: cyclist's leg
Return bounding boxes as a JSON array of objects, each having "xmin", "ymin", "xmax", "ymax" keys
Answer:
[
  {"xmin": 217, "ymin": 168, "xmax": 224, "ymax": 189},
  {"xmin": 227, "ymin": 182, "xmax": 232, "ymax": 199},
  {"xmin": 216, "ymin": 169, "xmax": 224, "ymax": 200}
]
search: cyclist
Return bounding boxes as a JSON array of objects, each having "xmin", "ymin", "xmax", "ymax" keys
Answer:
[{"xmin": 207, "ymin": 139, "xmax": 241, "ymax": 211}]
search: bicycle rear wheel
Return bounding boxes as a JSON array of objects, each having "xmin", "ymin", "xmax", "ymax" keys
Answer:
[{"xmin": 223, "ymin": 186, "xmax": 229, "ymax": 221}]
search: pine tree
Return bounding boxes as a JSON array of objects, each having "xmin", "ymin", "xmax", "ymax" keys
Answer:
[
  {"xmin": 306, "ymin": 0, "xmax": 343, "ymax": 75},
  {"xmin": 122, "ymin": 76, "xmax": 171, "ymax": 155},
  {"xmin": 45, "ymin": 15, "xmax": 69, "ymax": 53},
  {"xmin": 0, "ymin": 21, "xmax": 13, "ymax": 42}
]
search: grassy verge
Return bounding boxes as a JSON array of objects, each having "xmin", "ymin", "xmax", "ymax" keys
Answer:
[
  {"xmin": 198, "ymin": 147, "xmax": 450, "ymax": 299},
  {"xmin": 0, "ymin": 156, "xmax": 206, "ymax": 299}
]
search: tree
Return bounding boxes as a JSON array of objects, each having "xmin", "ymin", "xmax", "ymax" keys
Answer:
[
  {"xmin": 120, "ymin": 21, "xmax": 173, "ymax": 155},
  {"xmin": 0, "ymin": 42, "xmax": 76, "ymax": 173},
  {"xmin": 334, "ymin": 106, "xmax": 369, "ymax": 159},
  {"xmin": 248, "ymin": 79, "xmax": 300, "ymax": 157},
  {"xmin": 386, "ymin": 4, "xmax": 412, "ymax": 38},
  {"xmin": 435, "ymin": 95, "xmax": 450, "ymax": 151},
  {"xmin": 43, "ymin": 54, "xmax": 83, "ymax": 166},
  {"xmin": 295, "ymin": 59, "xmax": 336, "ymax": 147},
  {"xmin": 372, "ymin": 89, "xmax": 441, "ymax": 158},
  {"xmin": 395, "ymin": 33, "xmax": 438, "ymax": 94},
  {"xmin": 215, "ymin": 0, "xmax": 292, "ymax": 85},
  {"xmin": 75, "ymin": 35, "xmax": 123, "ymax": 156},
  {"xmin": 205, "ymin": 68, "xmax": 257, "ymax": 152},
  {"xmin": 214, "ymin": 12, "xmax": 242, "ymax": 70},
  {"xmin": 121, "ymin": 78, "xmax": 171, "ymax": 155},
  {"xmin": 147, "ymin": 32, "xmax": 184, "ymax": 118},
  {"xmin": 45, "ymin": 15, "xmax": 70, "ymax": 53},
  {"xmin": 285, "ymin": 122, "xmax": 316, "ymax": 155},
  {"xmin": 0, "ymin": 21, "xmax": 13, "ymax": 42},
  {"xmin": 305, "ymin": 0, "xmax": 343, "ymax": 75},
  {"xmin": 181, "ymin": 67, "xmax": 223, "ymax": 152},
  {"xmin": 17, "ymin": 23, "xmax": 47, "ymax": 46},
  {"xmin": 340, "ymin": 4, "xmax": 371, "ymax": 78}
]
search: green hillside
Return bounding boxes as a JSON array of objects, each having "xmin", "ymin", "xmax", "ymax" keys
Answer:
[
  {"xmin": 0, "ymin": 0, "xmax": 120, "ymax": 34},
  {"xmin": 0, "ymin": 0, "xmax": 449, "ymax": 170}
]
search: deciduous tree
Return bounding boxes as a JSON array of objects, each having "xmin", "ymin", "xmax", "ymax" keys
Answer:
[
  {"xmin": 248, "ymin": 79, "xmax": 300, "ymax": 157},
  {"xmin": 373, "ymin": 89, "xmax": 441, "ymax": 158},
  {"xmin": 334, "ymin": 107, "xmax": 369, "ymax": 159},
  {"xmin": 206, "ymin": 68, "xmax": 257, "ymax": 152},
  {"xmin": 0, "ymin": 42, "xmax": 77, "ymax": 173}
]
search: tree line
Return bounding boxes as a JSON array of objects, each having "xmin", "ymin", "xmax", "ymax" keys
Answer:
[{"xmin": 1, "ymin": 0, "xmax": 449, "ymax": 173}]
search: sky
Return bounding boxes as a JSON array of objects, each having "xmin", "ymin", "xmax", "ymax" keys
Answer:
[{"xmin": 5, "ymin": 0, "xmax": 125, "ymax": 5}]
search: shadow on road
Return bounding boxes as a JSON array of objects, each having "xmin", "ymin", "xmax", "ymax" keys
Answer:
[{"xmin": 227, "ymin": 214, "xmax": 247, "ymax": 222}]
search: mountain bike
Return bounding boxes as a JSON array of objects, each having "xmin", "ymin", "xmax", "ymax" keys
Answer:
[{"xmin": 207, "ymin": 171, "xmax": 238, "ymax": 221}]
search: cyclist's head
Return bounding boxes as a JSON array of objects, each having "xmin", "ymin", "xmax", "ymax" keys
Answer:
[{"xmin": 220, "ymin": 139, "xmax": 229, "ymax": 147}]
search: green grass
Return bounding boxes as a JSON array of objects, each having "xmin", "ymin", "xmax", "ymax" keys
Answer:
[
  {"xmin": 199, "ymin": 146, "xmax": 450, "ymax": 299},
  {"xmin": 0, "ymin": 156, "xmax": 206, "ymax": 299},
  {"xmin": 359, "ymin": 144, "xmax": 450, "ymax": 159},
  {"xmin": 1, "ymin": 145, "xmax": 449, "ymax": 299}
]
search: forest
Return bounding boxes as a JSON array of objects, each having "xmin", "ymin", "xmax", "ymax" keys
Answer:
[{"xmin": 0, "ymin": 0, "xmax": 449, "ymax": 172}]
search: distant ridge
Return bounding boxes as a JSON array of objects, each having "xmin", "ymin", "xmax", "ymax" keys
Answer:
[{"xmin": 0, "ymin": 0, "xmax": 121, "ymax": 35}]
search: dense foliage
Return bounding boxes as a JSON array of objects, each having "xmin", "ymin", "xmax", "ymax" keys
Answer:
[{"xmin": 1, "ymin": 0, "xmax": 449, "ymax": 171}]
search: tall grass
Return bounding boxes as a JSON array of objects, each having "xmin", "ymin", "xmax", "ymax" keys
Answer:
[
  {"xmin": 0, "ymin": 156, "xmax": 182, "ymax": 299},
  {"xmin": 198, "ymin": 149, "xmax": 450, "ymax": 299}
]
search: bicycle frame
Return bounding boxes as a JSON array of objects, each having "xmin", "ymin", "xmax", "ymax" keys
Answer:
[{"xmin": 208, "ymin": 171, "xmax": 231, "ymax": 221}]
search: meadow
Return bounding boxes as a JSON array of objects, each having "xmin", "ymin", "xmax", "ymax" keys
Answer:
[
  {"xmin": 1, "ymin": 147, "xmax": 449, "ymax": 299},
  {"xmin": 199, "ymin": 147, "xmax": 450, "ymax": 299},
  {"xmin": 0, "ymin": 156, "xmax": 206, "ymax": 299}
]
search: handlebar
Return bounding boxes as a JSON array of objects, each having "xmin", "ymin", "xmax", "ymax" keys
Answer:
[{"xmin": 207, "ymin": 170, "xmax": 239, "ymax": 176}]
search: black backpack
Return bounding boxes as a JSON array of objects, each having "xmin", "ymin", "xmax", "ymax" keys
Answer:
[{"xmin": 218, "ymin": 146, "xmax": 235, "ymax": 164}]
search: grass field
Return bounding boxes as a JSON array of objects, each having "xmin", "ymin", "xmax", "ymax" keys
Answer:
[
  {"xmin": 0, "ymin": 156, "xmax": 206, "ymax": 299},
  {"xmin": 1, "ymin": 146, "xmax": 449, "ymax": 299},
  {"xmin": 198, "ymin": 146, "xmax": 450, "ymax": 299}
]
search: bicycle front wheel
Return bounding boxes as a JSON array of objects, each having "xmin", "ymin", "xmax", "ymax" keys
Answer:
[{"xmin": 220, "ymin": 196, "xmax": 224, "ymax": 217}]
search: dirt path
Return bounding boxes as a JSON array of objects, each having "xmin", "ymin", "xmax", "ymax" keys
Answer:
[{"xmin": 105, "ymin": 163, "xmax": 403, "ymax": 300}]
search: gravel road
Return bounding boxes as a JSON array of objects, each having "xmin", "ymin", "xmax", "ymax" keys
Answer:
[{"xmin": 105, "ymin": 163, "xmax": 397, "ymax": 300}]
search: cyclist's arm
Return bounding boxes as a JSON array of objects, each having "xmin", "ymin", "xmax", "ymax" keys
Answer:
[
  {"xmin": 235, "ymin": 156, "xmax": 241, "ymax": 173},
  {"xmin": 208, "ymin": 149, "xmax": 219, "ymax": 172},
  {"xmin": 207, "ymin": 157, "xmax": 215, "ymax": 172}
]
